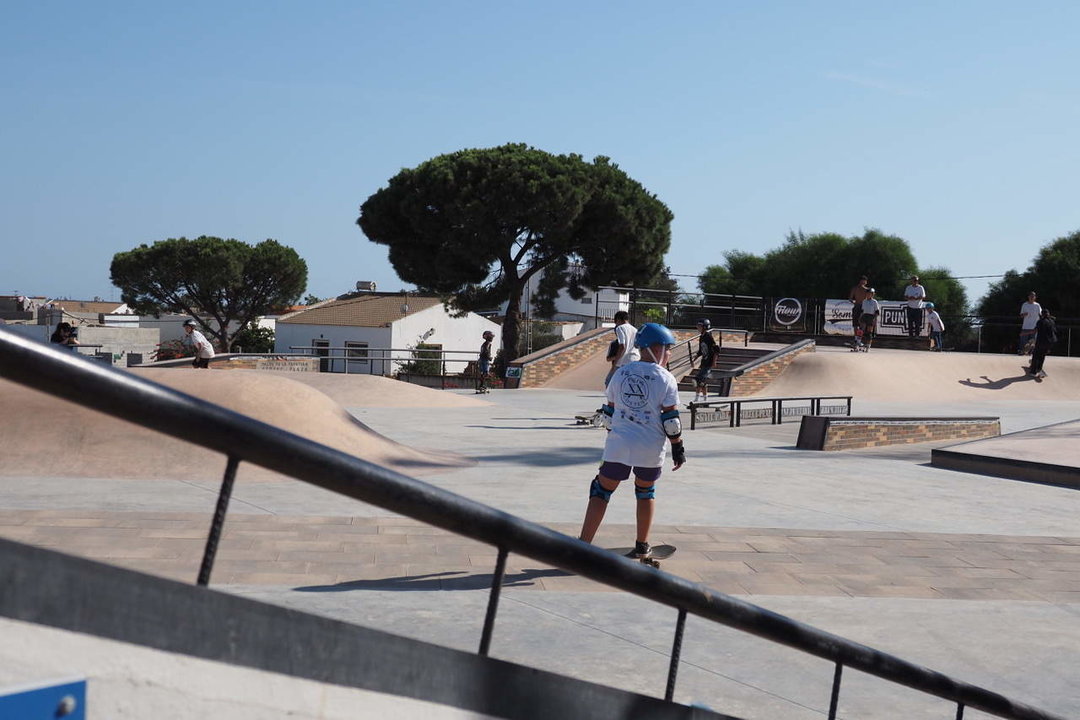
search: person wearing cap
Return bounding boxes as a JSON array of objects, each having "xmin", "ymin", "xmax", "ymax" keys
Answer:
[
  {"xmin": 182, "ymin": 319, "xmax": 215, "ymax": 369},
  {"xmin": 859, "ymin": 289, "xmax": 880, "ymax": 350},
  {"xmin": 904, "ymin": 275, "xmax": 926, "ymax": 338},
  {"xmin": 476, "ymin": 329, "xmax": 496, "ymax": 393},
  {"xmin": 691, "ymin": 318, "xmax": 720, "ymax": 403},
  {"xmin": 578, "ymin": 322, "xmax": 686, "ymax": 559},
  {"xmin": 924, "ymin": 302, "xmax": 945, "ymax": 351},
  {"xmin": 1028, "ymin": 308, "xmax": 1058, "ymax": 379}
]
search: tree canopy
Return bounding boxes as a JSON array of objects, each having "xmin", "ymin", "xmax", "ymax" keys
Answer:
[
  {"xmin": 110, "ymin": 236, "xmax": 307, "ymax": 351},
  {"xmin": 976, "ymin": 229, "xmax": 1080, "ymax": 352},
  {"xmin": 697, "ymin": 228, "xmax": 968, "ymax": 320},
  {"xmin": 357, "ymin": 143, "xmax": 673, "ymax": 360}
]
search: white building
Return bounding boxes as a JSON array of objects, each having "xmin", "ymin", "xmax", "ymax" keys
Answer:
[
  {"xmin": 510, "ymin": 275, "xmax": 630, "ymax": 329},
  {"xmin": 274, "ymin": 294, "xmax": 502, "ymax": 375}
]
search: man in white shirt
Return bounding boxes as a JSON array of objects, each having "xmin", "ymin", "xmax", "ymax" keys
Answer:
[
  {"xmin": 580, "ymin": 323, "xmax": 685, "ymax": 559},
  {"xmin": 183, "ymin": 319, "xmax": 216, "ymax": 369},
  {"xmin": 903, "ymin": 275, "xmax": 926, "ymax": 338},
  {"xmin": 603, "ymin": 311, "xmax": 640, "ymax": 386},
  {"xmin": 1018, "ymin": 291, "xmax": 1042, "ymax": 354}
]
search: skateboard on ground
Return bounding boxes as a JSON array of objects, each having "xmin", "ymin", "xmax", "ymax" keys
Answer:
[
  {"xmin": 575, "ymin": 411, "xmax": 603, "ymax": 427},
  {"xmin": 607, "ymin": 543, "xmax": 676, "ymax": 569},
  {"xmin": 1024, "ymin": 365, "xmax": 1047, "ymax": 382}
]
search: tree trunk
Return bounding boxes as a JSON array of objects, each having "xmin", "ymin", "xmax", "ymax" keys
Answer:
[{"xmin": 501, "ymin": 282, "xmax": 525, "ymax": 365}]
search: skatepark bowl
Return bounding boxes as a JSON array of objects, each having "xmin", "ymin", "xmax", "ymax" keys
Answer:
[{"xmin": 0, "ymin": 328, "xmax": 1071, "ymax": 720}]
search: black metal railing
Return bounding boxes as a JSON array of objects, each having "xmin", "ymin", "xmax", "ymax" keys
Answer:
[
  {"xmin": 688, "ymin": 395, "xmax": 853, "ymax": 430},
  {"xmin": 0, "ymin": 327, "xmax": 1067, "ymax": 720}
]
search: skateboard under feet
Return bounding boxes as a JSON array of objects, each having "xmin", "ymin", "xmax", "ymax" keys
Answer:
[{"xmin": 607, "ymin": 543, "xmax": 677, "ymax": 568}]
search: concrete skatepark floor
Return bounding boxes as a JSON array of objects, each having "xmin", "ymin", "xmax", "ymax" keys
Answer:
[{"xmin": 2, "ymin": 348, "xmax": 1080, "ymax": 718}]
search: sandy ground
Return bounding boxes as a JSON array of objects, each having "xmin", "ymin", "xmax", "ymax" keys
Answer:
[{"xmin": 0, "ymin": 369, "xmax": 474, "ymax": 481}]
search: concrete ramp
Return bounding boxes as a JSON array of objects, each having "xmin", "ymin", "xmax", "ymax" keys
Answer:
[
  {"xmin": 757, "ymin": 349, "xmax": 1080, "ymax": 402},
  {"xmin": 932, "ymin": 419, "xmax": 1080, "ymax": 489},
  {"xmin": 0, "ymin": 369, "xmax": 473, "ymax": 482}
]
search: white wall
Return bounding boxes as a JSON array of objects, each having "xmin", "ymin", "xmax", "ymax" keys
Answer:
[
  {"xmin": 273, "ymin": 307, "xmax": 501, "ymax": 376},
  {"xmin": 273, "ymin": 323, "xmax": 393, "ymax": 374},
  {"xmin": 391, "ymin": 305, "xmax": 502, "ymax": 375}
]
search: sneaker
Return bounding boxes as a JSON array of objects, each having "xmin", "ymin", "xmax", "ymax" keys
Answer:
[
  {"xmin": 630, "ymin": 541, "xmax": 652, "ymax": 558},
  {"xmin": 1038, "ymin": 370, "xmax": 1047, "ymax": 378}
]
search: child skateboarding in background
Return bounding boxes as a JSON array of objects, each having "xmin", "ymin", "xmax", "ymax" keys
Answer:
[
  {"xmin": 476, "ymin": 330, "xmax": 494, "ymax": 393},
  {"xmin": 692, "ymin": 318, "xmax": 719, "ymax": 403},
  {"xmin": 578, "ymin": 323, "xmax": 686, "ymax": 562},
  {"xmin": 857, "ymin": 289, "xmax": 880, "ymax": 351},
  {"xmin": 925, "ymin": 303, "xmax": 945, "ymax": 351}
]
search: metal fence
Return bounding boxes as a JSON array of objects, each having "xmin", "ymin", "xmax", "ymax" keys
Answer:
[{"xmin": 0, "ymin": 327, "xmax": 1067, "ymax": 720}]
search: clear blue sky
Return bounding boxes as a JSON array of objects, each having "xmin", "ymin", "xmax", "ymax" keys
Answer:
[{"xmin": 4, "ymin": 1, "xmax": 1078, "ymax": 307}]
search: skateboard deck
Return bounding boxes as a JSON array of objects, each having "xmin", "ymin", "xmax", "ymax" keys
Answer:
[
  {"xmin": 607, "ymin": 543, "xmax": 676, "ymax": 568},
  {"xmin": 575, "ymin": 412, "xmax": 602, "ymax": 426}
]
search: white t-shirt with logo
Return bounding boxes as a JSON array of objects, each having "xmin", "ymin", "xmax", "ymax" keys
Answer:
[
  {"xmin": 1020, "ymin": 301, "xmax": 1042, "ymax": 330},
  {"xmin": 861, "ymin": 298, "xmax": 880, "ymax": 316},
  {"xmin": 603, "ymin": 361, "xmax": 680, "ymax": 468},
  {"xmin": 904, "ymin": 284, "xmax": 925, "ymax": 308},
  {"xmin": 614, "ymin": 323, "xmax": 641, "ymax": 365}
]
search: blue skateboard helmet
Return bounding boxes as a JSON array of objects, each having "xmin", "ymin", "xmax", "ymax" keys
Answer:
[{"xmin": 635, "ymin": 322, "xmax": 677, "ymax": 348}]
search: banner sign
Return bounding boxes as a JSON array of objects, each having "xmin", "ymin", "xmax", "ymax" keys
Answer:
[
  {"xmin": 768, "ymin": 297, "xmax": 808, "ymax": 332},
  {"xmin": 823, "ymin": 299, "xmax": 926, "ymax": 337}
]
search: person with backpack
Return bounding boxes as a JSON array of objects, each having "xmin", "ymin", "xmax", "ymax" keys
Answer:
[
  {"xmin": 1028, "ymin": 308, "xmax": 1058, "ymax": 379},
  {"xmin": 692, "ymin": 318, "xmax": 720, "ymax": 403}
]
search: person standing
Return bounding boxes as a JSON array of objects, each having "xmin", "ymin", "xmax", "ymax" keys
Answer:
[
  {"xmin": 848, "ymin": 275, "xmax": 871, "ymax": 334},
  {"xmin": 183, "ymin": 319, "xmax": 215, "ymax": 369},
  {"xmin": 692, "ymin": 318, "xmax": 720, "ymax": 403},
  {"xmin": 903, "ymin": 276, "xmax": 926, "ymax": 338},
  {"xmin": 579, "ymin": 323, "xmax": 685, "ymax": 559},
  {"xmin": 1018, "ymin": 291, "xmax": 1042, "ymax": 354},
  {"xmin": 603, "ymin": 311, "xmax": 640, "ymax": 386},
  {"xmin": 476, "ymin": 330, "xmax": 495, "ymax": 393},
  {"xmin": 859, "ymin": 289, "xmax": 881, "ymax": 350},
  {"xmin": 924, "ymin": 302, "xmax": 945, "ymax": 351},
  {"xmin": 1028, "ymin": 309, "xmax": 1058, "ymax": 379},
  {"xmin": 50, "ymin": 322, "xmax": 80, "ymax": 351}
]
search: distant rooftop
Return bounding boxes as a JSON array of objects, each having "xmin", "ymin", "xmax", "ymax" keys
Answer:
[{"xmin": 278, "ymin": 294, "xmax": 443, "ymax": 327}]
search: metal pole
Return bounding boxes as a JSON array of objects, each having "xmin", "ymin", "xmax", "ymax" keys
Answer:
[
  {"xmin": 664, "ymin": 608, "xmax": 687, "ymax": 702},
  {"xmin": 197, "ymin": 455, "xmax": 239, "ymax": 586},
  {"xmin": 828, "ymin": 661, "xmax": 843, "ymax": 720},
  {"xmin": 478, "ymin": 547, "xmax": 509, "ymax": 656}
]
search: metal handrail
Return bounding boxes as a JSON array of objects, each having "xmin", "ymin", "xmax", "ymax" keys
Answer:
[{"xmin": 0, "ymin": 328, "xmax": 1066, "ymax": 720}]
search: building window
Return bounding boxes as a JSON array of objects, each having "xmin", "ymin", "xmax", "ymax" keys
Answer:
[
  {"xmin": 345, "ymin": 341, "xmax": 369, "ymax": 365},
  {"xmin": 581, "ymin": 296, "xmax": 593, "ymax": 304}
]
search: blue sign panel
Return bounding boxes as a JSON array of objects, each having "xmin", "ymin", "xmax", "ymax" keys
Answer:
[{"xmin": 0, "ymin": 678, "xmax": 86, "ymax": 720}]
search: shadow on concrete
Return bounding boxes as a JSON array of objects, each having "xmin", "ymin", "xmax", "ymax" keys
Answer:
[
  {"xmin": 471, "ymin": 447, "xmax": 600, "ymax": 467},
  {"xmin": 295, "ymin": 568, "xmax": 573, "ymax": 592},
  {"xmin": 958, "ymin": 374, "xmax": 1037, "ymax": 390}
]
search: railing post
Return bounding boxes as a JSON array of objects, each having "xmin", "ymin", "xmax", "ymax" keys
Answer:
[
  {"xmin": 956, "ymin": 703, "xmax": 965, "ymax": 719},
  {"xmin": 664, "ymin": 608, "xmax": 687, "ymax": 702},
  {"xmin": 828, "ymin": 661, "xmax": 843, "ymax": 720},
  {"xmin": 478, "ymin": 547, "xmax": 509, "ymax": 656},
  {"xmin": 197, "ymin": 455, "xmax": 239, "ymax": 586}
]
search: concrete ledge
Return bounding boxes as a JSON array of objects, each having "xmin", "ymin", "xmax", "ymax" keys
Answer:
[
  {"xmin": 0, "ymin": 538, "xmax": 736, "ymax": 720},
  {"xmin": 931, "ymin": 450, "xmax": 1080, "ymax": 490},
  {"xmin": 797, "ymin": 416, "xmax": 1000, "ymax": 451}
]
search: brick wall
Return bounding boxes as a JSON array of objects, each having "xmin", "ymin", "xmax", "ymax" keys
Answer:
[
  {"xmin": 512, "ymin": 329, "xmax": 748, "ymax": 388},
  {"xmin": 729, "ymin": 341, "xmax": 816, "ymax": 396},
  {"xmin": 800, "ymin": 417, "xmax": 1000, "ymax": 451}
]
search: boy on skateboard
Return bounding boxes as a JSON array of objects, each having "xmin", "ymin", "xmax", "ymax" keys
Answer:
[
  {"xmin": 578, "ymin": 323, "xmax": 686, "ymax": 560},
  {"xmin": 476, "ymin": 330, "xmax": 494, "ymax": 393},
  {"xmin": 692, "ymin": 318, "xmax": 720, "ymax": 403}
]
